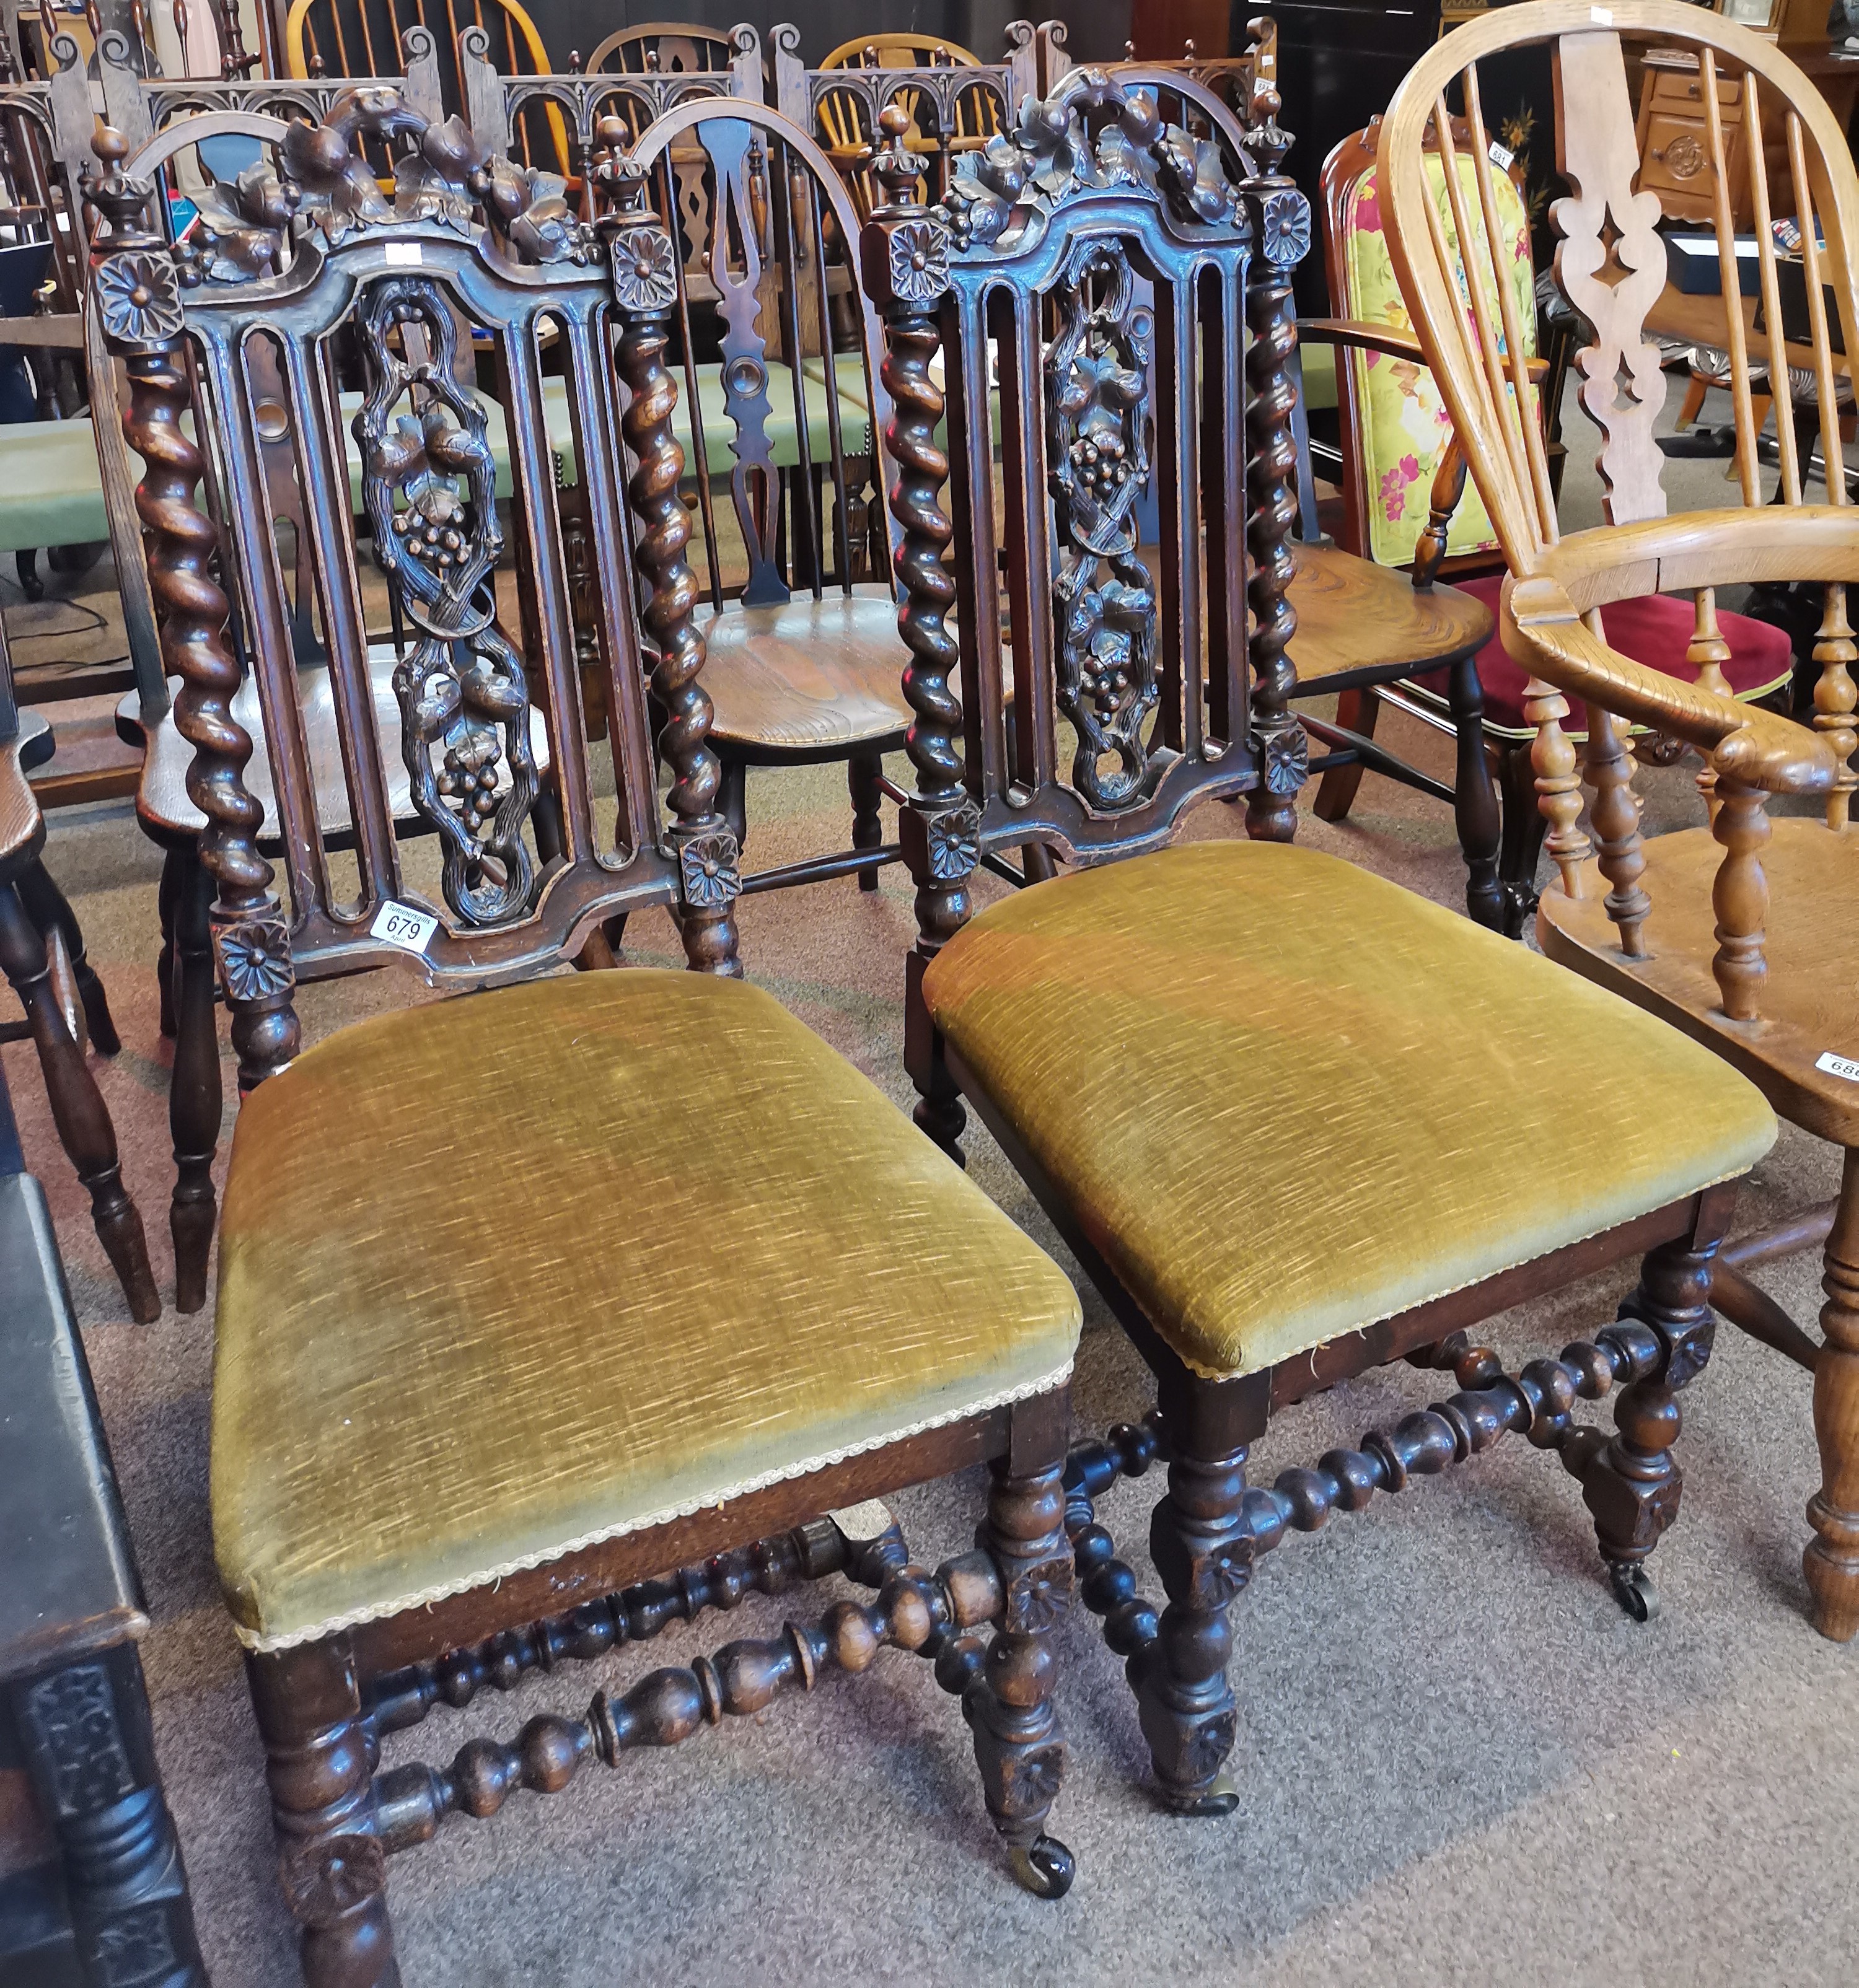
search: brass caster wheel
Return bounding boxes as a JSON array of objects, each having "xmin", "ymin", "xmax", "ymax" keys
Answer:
[
  {"xmin": 1167, "ymin": 1771, "xmax": 1239, "ymax": 1818},
  {"xmin": 1610, "ymin": 1562, "xmax": 1659, "ymax": 1623},
  {"xmin": 1008, "ymin": 1835, "xmax": 1075, "ymax": 1899}
]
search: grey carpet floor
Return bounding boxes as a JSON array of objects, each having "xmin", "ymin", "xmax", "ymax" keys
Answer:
[{"xmin": 5, "ymin": 389, "xmax": 1856, "ymax": 1986}]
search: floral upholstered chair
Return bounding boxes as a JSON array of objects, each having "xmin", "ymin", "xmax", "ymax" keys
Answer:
[{"xmin": 1309, "ymin": 113, "xmax": 1794, "ymax": 934}]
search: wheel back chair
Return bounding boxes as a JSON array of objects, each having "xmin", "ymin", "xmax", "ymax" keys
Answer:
[
  {"xmin": 877, "ymin": 65, "xmax": 1782, "ymax": 1816},
  {"xmin": 0, "ymin": 541, "xmax": 157, "ymax": 1315},
  {"xmin": 1381, "ymin": 0, "xmax": 1859, "ymax": 1642},
  {"xmin": 1313, "ymin": 96, "xmax": 1796, "ymax": 935},
  {"xmin": 87, "ymin": 85, "xmax": 1088, "ymax": 1983}
]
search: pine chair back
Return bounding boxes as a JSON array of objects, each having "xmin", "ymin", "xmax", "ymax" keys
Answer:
[
  {"xmin": 86, "ymin": 88, "xmax": 745, "ymax": 1093},
  {"xmin": 781, "ymin": 24, "xmax": 1016, "ymax": 224},
  {"xmin": 1379, "ymin": 0, "xmax": 1852, "ymax": 1013},
  {"xmin": 871, "ymin": 59, "xmax": 1311, "ymax": 999}
]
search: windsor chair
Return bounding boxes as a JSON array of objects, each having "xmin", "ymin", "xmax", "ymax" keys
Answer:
[
  {"xmin": 874, "ymin": 68, "xmax": 1778, "ymax": 1819},
  {"xmin": 0, "ymin": 559, "xmax": 156, "ymax": 1316},
  {"xmin": 1309, "ymin": 110, "xmax": 1793, "ymax": 934},
  {"xmin": 581, "ymin": 19, "xmax": 737, "ymax": 77},
  {"xmin": 1379, "ymin": 0, "xmax": 1859, "ymax": 1640},
  {"xmin": 88, "ymin": 89, "xmax": 1083, "ymax": 1983}
]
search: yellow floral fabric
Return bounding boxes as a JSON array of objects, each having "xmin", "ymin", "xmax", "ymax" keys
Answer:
[
  {"xmin": 212, "ymin": 971, "xmax": 1080, "ymax": 1652},
  {"xmin": 1340, "ymin": 154, "xmax": 1536, "ymax": 566},
  {"xmin": 923, "ymin": 842, "xmax": 1776, "ymax": 1383}
]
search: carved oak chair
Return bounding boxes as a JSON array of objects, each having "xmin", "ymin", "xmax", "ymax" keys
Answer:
[
  {"xmin": 1026, "ymin": 51, "xmax": 1506, "ymax": 927},
  {"xmin": 0, "ymin": 554, "xmax": 157, "ymax": 1317},
  {"xmin": 89, "ymin": 88, "xmax": 1087, "ymax": 1982},
  {"xmin": 1311, "ymin": 105, "xmax": 1795, "ymax": 934},
  {"xmin": 872, "ymin": 70, "xmax": 1783, "ymax": 1816},
  {"xmin": 1380, "ymin": 0, "xmax": 1859, "ymax": 1643}
]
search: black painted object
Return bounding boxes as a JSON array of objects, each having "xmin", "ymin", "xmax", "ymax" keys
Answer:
[{"xmin": 0, "ymin": 1090, "xmax": 207, "ymax": 1987}]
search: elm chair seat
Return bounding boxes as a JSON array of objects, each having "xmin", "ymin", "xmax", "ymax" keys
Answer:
[
  {"xmin": 922, "ymin": 840, "xmax": 1775, "ymax": 1383},
  {"xmin": 126, "ymin": 642, "xmax": 552, "ymax": 842},
  {"xmin": 699, "ymin": 588, "xmax": 910, "ymax": 756},
  {"xmin": 210, "ymin": 969, "xmax": 1082, "ymax": 1653},
  {"xmin": 1407, "ymin": 578, "xmax": 1793, "ymax": 738}
]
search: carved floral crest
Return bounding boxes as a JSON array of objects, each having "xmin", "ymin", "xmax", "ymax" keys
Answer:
[
  {"xmin": 941, "ymin": 68, "xmax": 1241, "ymax": 252},
  {"xmin": 214, "ymin": 917, "xmax": 296, "ymax": 1005}
]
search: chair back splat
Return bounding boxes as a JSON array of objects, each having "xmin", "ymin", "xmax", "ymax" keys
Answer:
[{"xmin": 86, "ymin": 90, "xmax": 744, "ymax": 1090}]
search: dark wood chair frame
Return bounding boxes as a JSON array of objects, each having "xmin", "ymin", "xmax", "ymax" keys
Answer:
[
  {"xmin": 89, "ymin": 87, "xmax": 1080, "ymax": 1983},
  {"xmin": 0, "ymin": 511, "xmax": 157, "ymax": 1316},
  {"xmin": 872, "ymin": 69, "xmax": 1741, "ymax": 1816}
]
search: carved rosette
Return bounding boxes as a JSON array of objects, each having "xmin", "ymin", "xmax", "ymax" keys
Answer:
[
  {"xmin": 886, "ymin": 216, "xmax": 950, "ymax": 305},
  {"xmin": 923, "ymin": 799, "xmax": 980, "ymax": 882},
  {"xmin": 92, "ymin": 250, "xmax": 185, "ymax": 351},
  {"xmin": 214, "ymin": 916, "xmax": 296, "ymax": 1005},
  {"xmin": 279, "ymin": 1833, "xmax": 389, "ymax": 1929},
  {"xmin": 1259, "ymin": 722, "xmax": 1309, "ymax": 796},
  {"xmin": 1259, "ymin": 187, "xmax": 1311, "ymax": 268},
  {"xmin": 609, "ymin": 223, "xmax": 679, "ymax": 311},
  {"xmin": 677, "ymin": 830, "xmax": 741, "ymax": 912}
]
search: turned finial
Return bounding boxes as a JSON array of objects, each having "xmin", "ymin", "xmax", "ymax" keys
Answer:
[{"xmin": 869, "ymin": 101, "xmax": 924, "ymax": 213}]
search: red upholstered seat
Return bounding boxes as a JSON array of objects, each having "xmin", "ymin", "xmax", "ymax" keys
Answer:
[{"xmin": 1412, "ymin": 576, "xmax": 1794, "ymax": 737}]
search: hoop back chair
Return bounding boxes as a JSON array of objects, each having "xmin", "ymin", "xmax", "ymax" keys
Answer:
[
  {"xmin": 86, "ymin": 87, "xmax": 1085, "ymax": 1980},
  {"xmin": 1311, "ymin": 103, "xmax": 1793, "ymax": 932},
  {"xmin": 872, "ymin": 67, "xmax": 1781, "ymax": 1816},
  {"xmin": 605, "ymin": 96, "xmax": 912, "ymax": 900},
  {"xmin": 581, "ymin": 19, "xmax": 740, "ymax": 78},
  {"xmin": 1379, "ymin": 0, "xmax": 1859, "ymax": 1639}
]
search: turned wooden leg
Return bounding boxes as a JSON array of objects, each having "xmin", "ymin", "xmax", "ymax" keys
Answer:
[
  {"xmin": 849, "ymin": 750, "xmax": 883, "ymax": 893},
  {"xmin": 1807, "ymin": 1147, "xmax": 1859, "ymax": 1640},
  {"xmin": 248, "ymin": 1639, "xmax": 400, "ymax": 1988},
  {"xmin": 0, "ymin": 878, "xmax": 159, "ymax": 1321},
  {"xmin": 169, "ymin": 849, "xmax": 220, "ymax": 1316},
  {"xmin": 1311, "ymin": 686, "xmax": 1377, "ymax": 823},
  {"xmin": 1134, "ymin": 1422, "xmax": 1252, "ymax": 1815},
  {"xmin": 1445, "ymin": 654, "xmax": 1504, "ymax": 931},
  {"xmin": 16, "ymin": 857, "xmax": 120, "ymax": 1054},
  {"xmin": 157, "ymin": 847, "xmax": 180, "ymax": 1040},
  {"xmin": 1676, "ymin": 373, "xmax": 1708, "ymax": 431},
  {"xmin": 1572, "ymin": 1237, "xmax": 1719, "ymax": 1621},
  {"xmin": 1495, "ymin": 742, "xmax": 1547, "ymax": 939},
  {"xmin": 963, "ymin": 1445, "xmax": 1075, "ymax": 1897},
  {"xmin": 719, "ymin": 756, "xmax": 748, "ymax": 857}
]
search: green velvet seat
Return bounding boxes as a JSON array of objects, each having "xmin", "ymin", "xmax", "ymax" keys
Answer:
[
  {"xmin": 211, "ymin": 970, "xmax": 1081, "ymax": 1653},
  {"xmin": 0, "ymin": 418, "xmax": 112, "ymax": 552},
  {"xmin": 922, "ymin": 839, "xmax": 1777, "ymax": 1383}
]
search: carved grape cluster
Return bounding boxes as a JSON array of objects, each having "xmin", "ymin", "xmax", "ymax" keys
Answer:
[{"xmin": 437, "ymin": 724, "xmax": 504, "ymax": 823}]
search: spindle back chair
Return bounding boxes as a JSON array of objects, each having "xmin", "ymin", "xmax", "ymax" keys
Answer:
[
  {"xmin": 1381, "ymin": 0, "xmax": 1859, "ymax": 1640},
  {"xmin": 780, "ymin": 24, "xmax": 1016, "ymax": 224},
  {"xmin": 878, "ymin": 62, "xmax": 1783, "ymax": 1822},
  {"xmin": 581, "ymin": 19, "xmax": 737, "ymax": 78},
  {"xmin": 85, "ymin": 90, "xmax": 1086, "ymax": 1982}
]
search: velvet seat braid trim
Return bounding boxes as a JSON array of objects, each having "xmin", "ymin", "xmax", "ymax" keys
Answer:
[
  {"xmin": 923, "ymin": 841, "xmax": 1776, "ymax": 1383},
  {"xmin": 211, "ymin": 972, "xmax": 1081, "ymax": 1653}
]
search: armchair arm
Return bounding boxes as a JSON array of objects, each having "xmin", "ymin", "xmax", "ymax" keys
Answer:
[
  {"xmin": 1501, "ymin": 572, "xmax": 1836, "ymax": 797},
  {"xmin": 1301, "ymin": 317, "xmax": 1550, "ymax": 384}
]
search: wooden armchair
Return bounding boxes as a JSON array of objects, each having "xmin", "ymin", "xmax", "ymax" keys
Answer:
[
  {"xmin": 1316, "ymin": 102, "xmax": 1795, "ymax": 934},
  {"xmin": 877, "ymin": 68, "xmax": 1780, "ymax": 1818},
  {"xmin": 1379, "ymin": 0, "xmax": 1859, "ymax": 1640},
  {"xmin": 90, "ymin": 87, "xmax": 1086, "ymax": 1982}
]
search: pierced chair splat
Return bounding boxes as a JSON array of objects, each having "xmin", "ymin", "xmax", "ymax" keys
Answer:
[
  {"xmin": 90, "ymin": 83, "xmax": 1086, "ymax": 1987},
  {"xmin": 869, "ymin": 64, "xmax": 1782, "ymax": 1818},
  {"xmin": 1380, "ymin": 0, "xmax": 1859, "ymax": 1644}
]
